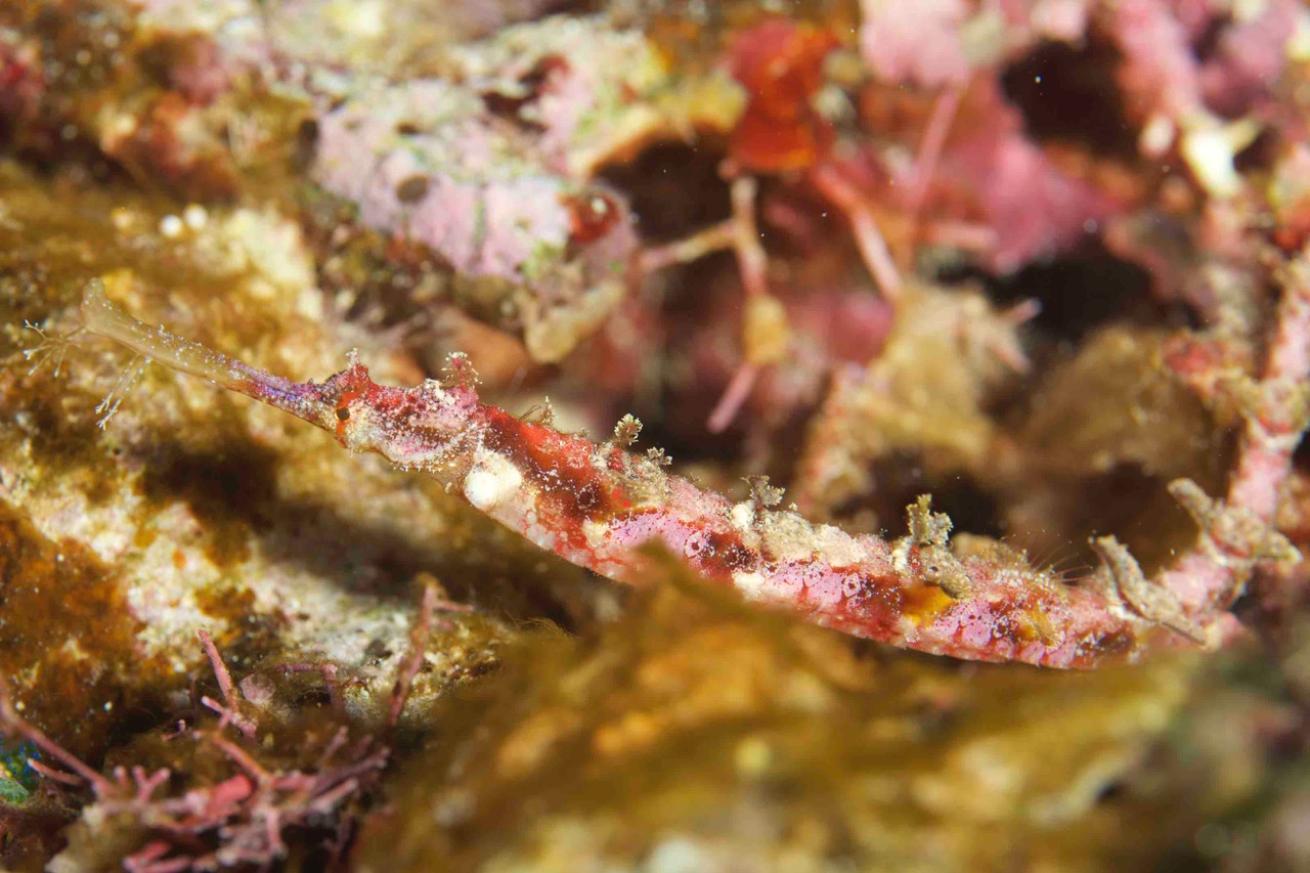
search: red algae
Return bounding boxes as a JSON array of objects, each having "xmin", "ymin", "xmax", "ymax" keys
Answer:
[{"xmin": 726, "ymin": 18, "xmax": 837, "ymax": 173}]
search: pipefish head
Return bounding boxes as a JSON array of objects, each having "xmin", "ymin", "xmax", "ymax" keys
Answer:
[
  {"xmin": 316, "ymin": 357, "xmax": 482, "ymax": 469},
  {"xmin": 78, "ymin": 282, "xmax": 484, "ymax": 468}
]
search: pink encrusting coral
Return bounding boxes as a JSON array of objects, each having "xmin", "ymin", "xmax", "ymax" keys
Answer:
[{"xmin": 77, "ymin": 254, "xmax": 1310, "ymax": 669}]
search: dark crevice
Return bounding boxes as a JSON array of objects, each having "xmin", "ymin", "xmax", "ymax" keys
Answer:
[
  {"xmin": 597, "ymin": 138, "xmax": 732, "ymax": 243},
  {"xmin": 1001, "ymin": 38, "xmax": 1137, "ymax": 159},
  {"xmin": 954, "ymin": 246, "xmax": 1184, "ymax": 348},
  {"xmin": 849, "ymin": 456, "xmax": 1006, "ymax": 541}
]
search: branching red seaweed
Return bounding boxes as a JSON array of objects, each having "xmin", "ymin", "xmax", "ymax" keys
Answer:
[{"xmin": 0, "ymin": 583, "xmax": 451, "ymax": 870}]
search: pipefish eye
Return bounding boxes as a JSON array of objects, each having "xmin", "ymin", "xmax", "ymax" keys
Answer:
[{"xmin": 336, "ymin": 406, "xmax": 351, "ymax": 421}]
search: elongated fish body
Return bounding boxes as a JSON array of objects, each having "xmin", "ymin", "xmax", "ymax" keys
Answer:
[{"xmin": 80, "ymin": 283, "xmax": 1203, "ymax": 669}]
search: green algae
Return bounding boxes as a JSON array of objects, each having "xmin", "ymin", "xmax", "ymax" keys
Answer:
[
  {"xmin": 0, "ymin": 497, "xmax": 174, "ymax": 760},
  {"xmin": 0, "ymin": 740, "xmax": 37, "ymax": 804}
]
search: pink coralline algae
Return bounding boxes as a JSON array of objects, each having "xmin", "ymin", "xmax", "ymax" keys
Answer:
[
  {"xmin": 860, "ymin": 0, "xmax": 973, "ymax": 89},
  {"xmin": 935, "ymin": 82, "xmax": 1119, "ymax": 274},
  {"xmin": 312, "ymin": 76, "xmax": 638, "ymax": 363}
]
